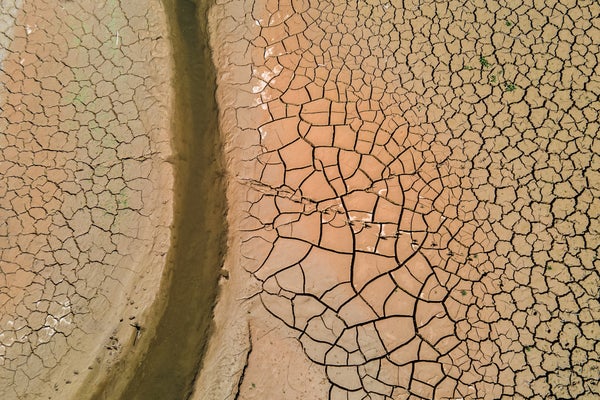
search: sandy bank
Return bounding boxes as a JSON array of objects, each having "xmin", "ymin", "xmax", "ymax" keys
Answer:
[{"xmin": 192, "ymin": 0, "xmax": 331, "ymax": 399}]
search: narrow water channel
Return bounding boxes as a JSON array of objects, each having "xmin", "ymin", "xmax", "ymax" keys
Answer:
[{"xmin": 88, "ymin": 0, "xmax": 226, "ymax": 398}]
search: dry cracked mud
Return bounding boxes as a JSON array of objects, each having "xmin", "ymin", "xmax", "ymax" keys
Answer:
[
  {"xmin": 198, "ymin": 0, "xmax": 599, "ymax": 399},
  {"xmin": 1, "ymin": 0, "xmax": 599, "ymax": 399},
  {"xmin": 0, "ymin": 0, "xmax": 173, "ymax": 398}
]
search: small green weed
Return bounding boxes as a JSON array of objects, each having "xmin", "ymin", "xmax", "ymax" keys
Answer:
[
  {"xmin": 504, "ymin": 82, "xmax": 516, "ymax": 92},
  {"xmin": 117, "ymin": 191, "xmax": 128, "ymax": 208},
  {"xmin": 479, "ymin": 55, "xmax": 490, "ymax": 68}
]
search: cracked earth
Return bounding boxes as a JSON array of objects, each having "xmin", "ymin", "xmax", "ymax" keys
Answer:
[
  {"xmin": 198, "ymin": 0, "xmax": 599, "ymax": 399},
  {"xmin": 0, "ymin": 0, "xmax": 172, "ymax": 398},
  {"xmin": 1, "ymin": 0, "xmax": 598, "ymax": 399}
]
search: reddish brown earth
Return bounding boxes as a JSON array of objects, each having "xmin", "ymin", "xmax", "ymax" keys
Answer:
[
  {"xmin": 196, "ymin": 0, "xmax": 599, "ymax": 399},
  {"xmin": 1, "ymin": 0, "xmax": 599, "ymax": 399},
  {"xmin": 0, "ymin": 0, "xmax": 173, "ymax": 398}
]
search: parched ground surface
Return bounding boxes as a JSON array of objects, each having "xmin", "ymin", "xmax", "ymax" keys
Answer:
[
  {"xmin": 0, "ymin": 0, "xmax": 173, "ymax": 398},
  {"xmin": 199, "ymin": 0, "xmax": 599, "ymax": 399}
]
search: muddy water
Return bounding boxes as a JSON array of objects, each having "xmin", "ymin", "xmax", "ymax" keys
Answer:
[{"xmin": 88, "ymin": 0, "xmax": 226, "ymax": 398}]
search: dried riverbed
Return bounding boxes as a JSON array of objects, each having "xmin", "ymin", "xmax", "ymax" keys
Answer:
[
  {"xmin": 197, "ymin": 0, "xmax": 599, "ymax": 399},
  {"xmin": 0, "ymin": 0, "xmax": 598, "ymax": 399}
]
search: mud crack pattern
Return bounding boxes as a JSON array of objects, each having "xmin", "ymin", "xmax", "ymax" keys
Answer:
[
  {"xmin": 211, "ymin": 0, "xmax": 599, "ymax": 399},
  {"xmin": 0, "ymin": 0, "xmax": 172, "ymax": 398}
]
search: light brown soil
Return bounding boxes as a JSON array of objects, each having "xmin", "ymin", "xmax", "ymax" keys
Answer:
[
  {"xmin": 2, "ymin": 0, "xmax": 598, "ymax": 398},
  {"xmin": 0, "ymin": 0, "xmax": 173, "ymax": 398},
  {"xmin": 197, "ymin": 0, "xmax": 599, "ymax": 399}
]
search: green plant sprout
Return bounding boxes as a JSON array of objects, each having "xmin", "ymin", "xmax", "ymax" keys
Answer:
[
  {"xmin": 479, "ymin": 55, "xmax": 490, "ymax": 68},
  {"xmin": 117, "ymin": 191, "xmax": 128, "ymax": 207}
]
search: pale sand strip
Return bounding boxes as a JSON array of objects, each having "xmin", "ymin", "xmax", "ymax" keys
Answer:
[{"xmin": 190, "ymin": 0, "xmax": 267, "ymax": 397}]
